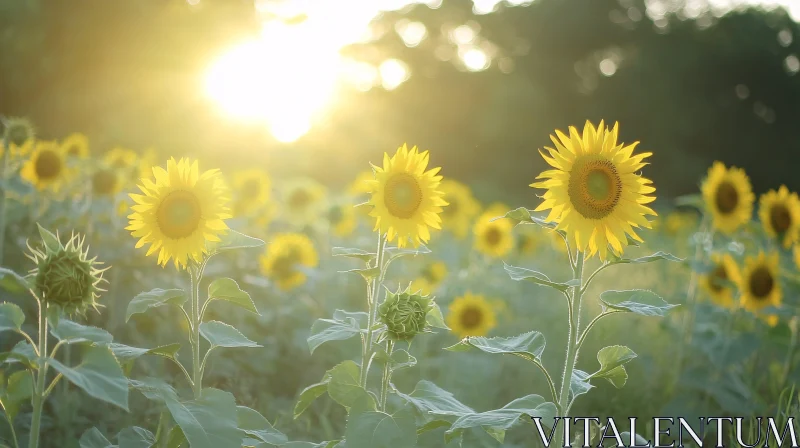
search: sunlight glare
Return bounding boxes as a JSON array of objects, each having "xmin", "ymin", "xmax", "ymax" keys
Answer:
[{"xmin": 379, "ymin": 59, "xmax": 410, "ymax": 90}]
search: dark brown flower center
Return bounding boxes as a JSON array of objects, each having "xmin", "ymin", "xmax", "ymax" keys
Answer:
[
  {"xmin": 34, "ymin": 150, "xmax": 63, "ymax": 180},
  {"xmin": 242, "ymin": 178, "xmax": 262, "ymax": 199},
  {"xmin": 460, "ymin": 306, "xmax": 482, "ymax": 329},
  {"xmin": 484, "ymin": 226, "xmax": 502, "ymax": 246},
  {"xmin": 770, "ymin": 204, "xmax": 792, "ymax": 234},
  {"xmin": 709, "ymin": 264, "xmax": 729, "ymax": 293},
  {"xmin": 567, "ymin": 158, "xmax": 622, "ymax": 220},
  {"xmin": 92, "ymin": 169, "xmax": 118, "ymax": 195},
  {"xmin": 714, "ymin": 182, "xmax": 739, "ymax": 214},
  {"xmin": 749, "ymin": 266, "xmax": 774, "ymax": 300}
]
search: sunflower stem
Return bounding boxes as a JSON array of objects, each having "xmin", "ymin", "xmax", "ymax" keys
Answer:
[
  {"xmin": 28, "ymin": 300, "xmax": 49, "ymax": 448},
  {"xmin": 0, "ymin": 134, "xmax": 10, "ymax": 265},
  {"xmin": 379, "ymin": 340, "xmax": 394, "ymax": 412},
  {"xmin": 556, "ymin": 251, "xmax": 584, "ymax": 447},
  {"xmin": 189, "ymin": 264, "xmax": 203, "ymax": 399},
  {"xmin": 360, "ymin": 233, "xmax": 386, "ymax": 388}
]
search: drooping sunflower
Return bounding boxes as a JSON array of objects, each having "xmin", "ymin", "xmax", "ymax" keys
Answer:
[
  {"xmin": 410, "ymin": 260, "xmax": 448, "ymax": 295},
  {"xmin": 281, "ymin": 178, "xmax": 326, "ymax": 225},
  {"xmin": 2, "ymin": 117, "xmax": 35, "ymax": 159},
  {"xmin": 126, "ymin": 158, "xmax": 231, "ymax": 269},
  {"xmin": 259, "ymin": 233, "xmax": 319, "ymax": 291},
  {"xmin": 232, "ymin": 169, "xmax": 271, "ymax": 216},
  {"xmin": 737, "ymin": 252, "xmax": 781, "ymax": 324},
  {"xmin": 20, "ymin": 140, "xmax": 72, "ymax": 192},
  {"xmin": 91, "ymin": 164, "xmax": 123, "ymax": 197},
  {"xmin": 327, "ymin": 202, "xmax": 357, "ymax": 237},
  {"xmin": 532, "ymin": 121, "xmax": 656, "ymax": 260},
  {"xmin": 61, "ymin": 132, "xmax": 90, "ymax": 159},
  {"xmin": 699, "ymin": 253, "xmax": 740, "ymax": 309},
  {"xmin": 439, "ymin": 179, "xmax": 481, "ymax": 239},
  {"xmin": 758, "ymin": 186, "xmax": 800, "ymax": 249},
  {"xmin": 367, "ymin": 143, "xmax": 447, "ymax": 248},
  {"xmin": 701, "ymin": 162, "xmax": 754, "ymax": 235},
  {"xmin": 473, "ymin": 203, "xmax": 514, "ymax": 258},
  {"xmin": 447, "ymin": 292, "xmax": 497, "ymax": 339}
]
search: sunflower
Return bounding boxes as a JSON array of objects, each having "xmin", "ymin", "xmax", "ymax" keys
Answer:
[
  {"xmin": 232, "ymin": 169, "xmax": 271, "ymax": 216},
  {"xmin": 1, "ymin": 117, "xmax": 35, "ymax": 159},
  {"xmin": 701, "ymin": 162, "xmax": 754, "ymax": 235},
  {"xmin": 281, "ymin": 178, "xmax": 326, "ymax": 225},
  {"xmin": 20, "ymin": 140, "xmax": 71, "ymax": 192},
  {"xmin": 410, "ymin": 260, "xmax": 448, "ymax": 294},
  {"xmin": 439, "ymin": 179, "xmax": 481, "ymax": 239},
  {"xmin": 661, "ymin": 210, "xmax": 699, "ymax": 236},
  {"xmin": 737, "ymin": 252, "xmax": 781, "ymax": 322},
  {"xmin": 473, "ymin": 203, "xmax": 514, "ymax": 258},
  {"xmin": 259, "ymin": 233, "xmax": 319, "ymax": 291},
  {"xmin": 327, "ymin": 202, "xmax": 357, "ymax": 237},
  {"xmin": 531, "ymin": 121, "xmax": 656, "ymax": 260},
  {"xmin": 61, "ymin": 132, "xmax": 90, "ymax": 159},
  {"xmin": 758, "ymin": 186, "xmax": 800, "ymax": 248},
  {"xmin": 447, "ymin": 292, "xmax": 497, "ymax": 339},
  {"xmin": 126, "ymin": 158, "xmax": 231, "ymax": 269},
  {"xmin": 699, "ymin": 253, "xmax": 740, "ymax": 309},
  {"xmin": 91, "ymin": 164, "xmax": 123, "ymax": 197},
  {"xmin": 367, "ymin": 143, "xmax": 447, "ymax": 248}
]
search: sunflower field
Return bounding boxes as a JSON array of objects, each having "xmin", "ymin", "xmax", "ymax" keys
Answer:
[{"xmin": 3, "ymin": 0, "xmax": 800, "ymax": 447}]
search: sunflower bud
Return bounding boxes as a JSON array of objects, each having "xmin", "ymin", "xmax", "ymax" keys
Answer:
[
  {"xmin": 2, "ymin": 117, "xmax": 35, "ymax": 148},
  {"xmin": 28, "ymin": 224, "xmax": 107, "ymax": 316},
  {"xmin": 378, "ymin": 285, "xmax": 433, "ymax": 341}
]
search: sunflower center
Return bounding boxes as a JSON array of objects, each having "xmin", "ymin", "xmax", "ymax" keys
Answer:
[
  {"xmin": 92, "ymin": 169, "xmax": 118, "ymax": 195},
  {"xmin": 748, "ymin": 266, "xmax": 774, "ymax": 300},
  {"xmin": 384, "ymin": 173, "xmax": 423, "ymax": 219},
  {"xmin": 242, "ymin": 179, "xmax": 262, "ymax": 199},
  {"xmin": 289, "ymin": 189, "xmax": 311, "ymax": 209},
  {"xmin": 770, "ymin": 204, "xmax": 792, "ymax": 234},
  {"xmin": 34, "ymin": 150, "xmax": 63, "ymax": 180},
  {"xmin": 567, "ymin": 158, "xmax": 622, "ymax": 220},
  {"xmin": 484, "ymin": 226, "xmax": 502, "ymax": 246},
  {"xmin": 460, "ymin": 306, "xmax": 482, "ymax": 329},
  {"xmin": 714, "ymin": 182, "xmax": 739, "ymax": 214},
  {"xmin": 709, "ymin": 264, "xmax": 729, "ymax": 293},
  {"xmin": 66, "ymin": 144, "xmax": 81, "ymax": 156},
  {"xmin": 272, "ymin": 248, "xmax": 301, "ymax": 278},
  {"xmin": 156, "ymin": 190, "xmax": 203, "ymax": 239}
]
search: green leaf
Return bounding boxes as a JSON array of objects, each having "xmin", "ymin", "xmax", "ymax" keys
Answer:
[
  {"xmin": 199, "ymin": 321, "xmax": 261, "ymax": 348},
  {"xmin": 294, "ymin": 379, "xmax": 330, "ymax": 419},
  {"xmin": 345, "ymin": 406, "xmax": 417, "ymax": 448},
  {"xmin": 327, "ymin": 360, "xmax": 376, "ymax": 410},
  {"xmin": 125, "ymin": 289, "xmax": 186, "ymax": 322},
  {"xmin": 51, "ymin": 319, "xmax": 113, "ymax": 344},
  {"xmin": 604, "ymin": 366, "xmax": 629, "ymax": 388},
  {"xmin": 79, "ymin": 427, "xmax": 115, "ymax": 448},
  {"xmin": 165, "ymin": 388, "xmax": 242, "ymax": 448},
  {"xmin": 0, "ymin": 302, "xmax": 24, "ymax": 333},
  {"xmin": 503, "ymin": 263, "xmax": 579, "ymax": 292},
  {"xmin": 0, "ymin": 268, "xmax": 31, "ymax": 293},
  {"xmin": 110, "ymin": 343, "xmax": 182, "ymax": 365},
  {"xmin": 37, "ymin": 223, "xmax": 62, "ymax": 253},
  {"xmin": 569, "ymin": 369, "xmax": 594, "ymax": 404},
  {"xmin": 331, "ymin": 247, "xmax": 375, "ymax": 262},
  {"xmin": 385, "ymin": 244, "xmax": 431, "ymax": 258},
  {"xmin": 2, "ymin": 340, "xmax": 37, "ymax": 368},
  {"xmin": 340, "ymin": 267, "xmax": 380, "ymax": 281},
  {"xmin": 1, "ymin": 370, "xmax": 33, "ymax": 421},
  {"xmin": 166, "ymin": 426, "xmax": 186, "ymax": 448},
  {"xmin": 281, "ymin": 442, "xmax": 340, "ymax": 448},
  {"xmin": 445, "ymin": 395, "xmax": 557, "ymax": 440},
  {"xmin": 425, "ymin": 302, "xmax": 449, "ymax": 330},
  {"xmin": 590, "ymin": 345, "xmax": 637, "ymax": 382},
  {"xmin": 675, "ymin": 193, "xmax": 703, "ymax": 209},
  {"xmin": 307, "ymin": 311, "xmax": 367, "ymax": 355},
  {"xmin": 207, "ymin": 278, "xmax": 258, "ymax": 315},
  {"xmin": 48, "ymin": 345, "xmax": 129, "ymax": 411},
  {"xmin": 416, "ymin": 420, "xmax": 451, "ymax": 435},
  {"xmin": 612, "ymin": 251, "xmax": 682, "ymax": 264},
  {"xmin": 395, "ymin": 380, "xmax": 474, "ymax": 417},
  {"xmin": 600, "ymin": 290, "xmax": 678, "ymax": 317},
  {"xmin": 445, "ymin": 331, "xmax": 546, "ymax": 363},
  {"xmin": 209, "ymin": 230, "xmax": 265, "ymax": 253},
  {"xmin": 374, "ymin": 348, "xmax": 417, "ymax": 372},
  {"xmin": 118, "ymin": 427, "xmax": 156, "ymax": 448},
  {"xmin": 237, "ymin": 406, "xmax": 288, "ymax": 445},
  {"xmin": 494, "ymin": 207, "xmax": 556, "ymax": 229}
]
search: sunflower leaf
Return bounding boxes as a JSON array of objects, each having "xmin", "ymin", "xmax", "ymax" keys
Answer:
[
  {"xmin": 36, "ymin": 223, "xmax": 62, "ymax": 253},
  {"xmin": 493, "ymin": 207, "xmax": 556, "ymax": 229},
  {"xmin": 503, "ymin": 263, "xmax": 578, "ymax": 292},
  {"xmin": 444, "ymin": 331, "xmax": 546, "ymax": 363},
  {"xmin": 589, "ymin": 345, "xmax": 637, "ymax": 383},
  {"xmin": 206, "ymin": 278, "xmax": 258, "ymax": 315},
  {"xmin": 125, "ymin": 288, "xmax": 186, "ymax": 322},
  {"xmin": 307, "ymin": 312, "xmax": 366, "ymax": 355},
  {"xmin": 600, "ymin": 290, "xmax": 678, "ymax": 317},
  {"xmin": 199, "ymin": 321, "xmax": 261, "ymax": 349},
  {"xmin": 340, "ymin": 267, "xmax": 380, "ymax": 281},
  {"xmin": 611, "ymin": 251, "xmax": 682, "ymax": 264},
  {"xmin": 0, "ymin": 302, "xmax": 25, "ymax": 333},
  {"xmin": 331, "ymin": 247, "xmax": 375, "ymax": 262},
  {"xmin": 79, "ymin": 427, "xmax": 114, "ymax": 448},
  {"xmin": 0, "ymin": 268, "xmax": 31, "ymax": 294},
  {"xmin": 209, "ymin": 230, "xmax": 265, "ymax": 253},
  {"xmin": 51, "ymin": 319, "xmax": 113, "ymax": 345}
]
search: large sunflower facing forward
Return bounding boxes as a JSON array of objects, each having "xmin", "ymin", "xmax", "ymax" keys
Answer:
[
  {"xmin": 126, "ymin": 158, "xmax": 231, "ymax": 269},
  {"xmin": 531, "ymin": 121, "xmax": 656, "ymax": 260},
  {"xmin": 21, "ymin": 141, "xmax": 71, "ymax": 192},
  {"xmin": 758, "ymin": 186, "xmax": 800, "ymax": 248},
  {"xmin": 440, "ymin": 179, "xmax": 481, "ymax": 239},
  {"xmin": 737, "ymin": 252, "xmax": 781, "ymax": 324},
  {"xmin": 701, "ymin": 162, "xmax": 754, "ymax": 235},
  {"xmin": 447, "ymin": 292, "xmax": 497, "ymax": 339},
  {"xmin": 474, "ymin": 203, "xmax": 514, "ymax": 258},
  {"xmin": 699, "ymin": 253, "xmax": 740, "ymax": 309},
  {"xmin": 367, "ymin": 144, "xmax": 447, "ymax": 247},
  {"xmin": 259, "ymin": 233, "xmax": 319, "ymax": 291}
]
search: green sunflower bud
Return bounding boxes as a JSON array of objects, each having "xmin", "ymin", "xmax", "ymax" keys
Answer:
[
  {"xmin": 28, "ymin": 224, "xmax": 108, "ymax": 316},
  {"xmin": 378, "ymin": 285, "xmax": 433, "ymax": 341},
  {"xmin": 2, "ymin": 117, "xmax": 35, "ymax": 147}
]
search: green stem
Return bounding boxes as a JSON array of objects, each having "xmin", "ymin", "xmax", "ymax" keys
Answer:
[
  {"xmin": 781, "ymin": 316, "xmax": 798, "ymax": 391},
  {"xmin": 575, "ymin": 310, "xmax": 624, "ymax": 351},
  {"xmin": 2, "ymin": 409, "xmax": 19, "ymax": 448},
  {"xmin": 28, "ymin": 301, "xmax": 49, "ymax": 448},
  {"xmin": 359, "ymin": 233, "xmax": 386, "ymax": 388},
  {"xmin": 379, "ymin": 340, "xmax": 394, "ymax": 412},
  {"xmin": 189, "ymin": 265, "xmax": 202, "ymax": 398},
  {"xmin": 0, "ymin": 135, "xmax": 10, "ymax": 265},
  {"xmin": 556, "ymin": 251, "xmax": 584, "ymax": 447}
]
